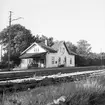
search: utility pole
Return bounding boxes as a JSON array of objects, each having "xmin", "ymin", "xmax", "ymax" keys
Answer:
[
  {"xmin": 8, "ymin": 11, "xmax": 23, "ymax": 70},
  {"xmin": 8, "ymin": 11, "xmax": 12, "ymax": 70},
  {"xmin": 0, "ymin": 43, "xmax": 2, "ymax": 62},
  {"xmin": 101, "ymin": 53, "xmax": 103, "ymax": 66},
  {"xmin": 100, "ymin": 48, "xmax": 103, "ymax": 66}
]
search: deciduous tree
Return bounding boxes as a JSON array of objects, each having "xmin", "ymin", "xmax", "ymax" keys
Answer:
[
  {"xmin": 76, "ymin": 40, "xmax": 91, "ymax": 56},
  {"xmin": 0, "ymin": 24, "xmax": 35, "ymax": 67},
  {"xmin": 66, "ymin": 41, "xmax": 77, "ymax": 53}
]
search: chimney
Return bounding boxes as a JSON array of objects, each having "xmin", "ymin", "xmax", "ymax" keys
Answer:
[
  {"xmin": 41, "ymin": 35, "xmax": 48, "ymax": 46},
  {"xmin": 45, "ymin": 39, "xmax": 48, "ymax": 46}
]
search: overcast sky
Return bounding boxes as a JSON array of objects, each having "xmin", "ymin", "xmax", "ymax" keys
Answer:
[{"xmin": 0, "ymin": 0, "xmax": 105, "ymax": 53}]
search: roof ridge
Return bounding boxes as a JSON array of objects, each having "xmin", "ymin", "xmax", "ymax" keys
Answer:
[
  {"xmin": 64, "ymin": 42, "xmax": 77, "ymax": 55},
  {"xmin": 21, "ymin": 42, "xmax": 37, "ymax": 55}
]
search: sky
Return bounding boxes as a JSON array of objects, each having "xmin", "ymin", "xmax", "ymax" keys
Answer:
[{"xmin": 0, "ymin": 0, "xmax": 105, "ymax": 53}]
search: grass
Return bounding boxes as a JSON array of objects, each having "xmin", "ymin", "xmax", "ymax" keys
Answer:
[
  {"xmin": 3, "ymin": 82, "xmax": 75, "ymax": 105},
  {"xmin": 65, "ymin": 73, "xmax": 105, "ymax": 105},
  {"xmin": 2, "ymin": 70, "xmax": 105, "ymax": 105}
]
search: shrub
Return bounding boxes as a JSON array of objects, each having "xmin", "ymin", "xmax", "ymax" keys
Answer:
[{"xmin": 63, "ymin": 75, "xmax": 105, "ymax": 105}]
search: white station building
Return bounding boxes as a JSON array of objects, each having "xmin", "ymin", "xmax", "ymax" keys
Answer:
[{"xmin": 20, "ymin": 41, "xmax": 76, "ymax": 69}]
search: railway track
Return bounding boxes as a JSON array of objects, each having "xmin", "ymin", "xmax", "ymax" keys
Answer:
[
  {"xmin": 0, "ymin": 66, "xmax": 104, "ymax": 81},
  {"xmin": 0, "ymin": 66, "xmax": 104, "ymax": 93}
]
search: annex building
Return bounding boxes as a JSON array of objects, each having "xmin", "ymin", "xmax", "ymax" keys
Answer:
[{"xmin": 20, "ymin": 41, "xmax": 76, "ymax": 69}]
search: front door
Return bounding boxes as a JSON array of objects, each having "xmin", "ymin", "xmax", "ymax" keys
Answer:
[{"xmin": 58, "ymin": 57, "xmax": 61, "ymax": 66}]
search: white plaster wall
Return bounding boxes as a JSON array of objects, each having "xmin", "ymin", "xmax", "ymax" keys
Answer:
[
  {"xmin": 57, "ymin": 42, "xmax": 75, "ymax": 67},
  {"xmin": 66, "ymin": 55, "xmax": 75, "ymax": 67},
  {"xmin": 71, "ymin": 55, "xmax": 75, "ymax": 66},
  {"xmin": 20, "ymin": 58, "xmax": 34, "ymax": 69},
  {"xmin": 20, "ymin": 59, "xmax": 28, "ymax": 69},
  {"xmin": 46, "ymin": 53, "xmax": 58, "ymax": 68},
  {"xmin": 46, "ymin": 43, "xmax": 75, "ymax": 68}
]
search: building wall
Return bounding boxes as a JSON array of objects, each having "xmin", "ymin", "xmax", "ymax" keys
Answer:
[
  {"xmin": 46, "ymin": 53, "xmax": 58, "ymax": 68},
  {"xmin": 20, "ymin": 42, "xmax": 75, "ymax": 69},
  {"xmin": 21, "ymin": 59, "xmax": 29, "ymax": 69},
  {"xmin": 66, "ymin": 55, "xmax": 75, "ymax": 67},
  {"xmin": 20, "ymin": 43, "xmax": 46, "ymax": 69},
  {"xmin": 20, "ymin": 58, "xmax": 33, "ymax": 69},
  {"xmin": 46, "ymin": 43, "xmax": 75, "ymax": 68}
]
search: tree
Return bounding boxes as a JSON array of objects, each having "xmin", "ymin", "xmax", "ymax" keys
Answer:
[
  {"xmin": 0, "ymin": 24, "xmax": 35, "ymax": 67},
  {"xmin": 34, "ymin": 34, "xmax": 54, "ymax": 47},
  {"xmin": 47, "ymin": 37, "xmax": 54, "ymax": 47},
  {"xmin": 34, "ymin": 34, "xmax": 43, "ymax": 43},
  {"xmin": 66, "ymin": 41, "xmax": 77, "ymax": 53},
  {"xmin": 75, "ymin": 40, "xmax": 91, "ymax": 66},
  {"xmin": 76, "ymin": 40, "xmax": 91, "ymax": 56}
]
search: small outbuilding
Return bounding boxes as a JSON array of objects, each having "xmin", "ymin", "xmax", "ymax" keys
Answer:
[{"xmin": 20, "ymin": 41, "xmax": 76, "ymax": 69}]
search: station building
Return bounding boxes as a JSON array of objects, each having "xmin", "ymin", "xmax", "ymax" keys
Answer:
[{"xmin": 20, "ymin": 41, "xmax": 76, "ymax": 69}]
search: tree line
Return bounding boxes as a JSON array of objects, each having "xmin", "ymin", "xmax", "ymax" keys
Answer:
[
  {"xmin": 66, "ymin": 39, "xmax": 105, "ymax": 66},
  {"xmin": 0, "ymin": 24, "xmax": 104, "ymax": 68}
]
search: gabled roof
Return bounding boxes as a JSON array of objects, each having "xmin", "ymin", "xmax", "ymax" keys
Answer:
[
  {"xmin": 21, "ymin": 41, "xmax": 77, "ymax": 57},
  {"xmin": 21, "ymin": 42, "xmax": 37, "ymax": 55},
  {"xmin": 21, "ymin": 42, "xmax": 57, "ymax": 55},
  {"xmin": 64, "ymin": 42, "xmax": 77, "ymax": 55},
  {"xmin": 51, "ymin": 41, "xmax": 77, "ymax": 55},
  {"xmin": 51, "ymin": 41, "xmax": 64, "ymax": 51},
  {"xmin": 38, "ymin": 42, "xmax": 57, "ymax": 53}
]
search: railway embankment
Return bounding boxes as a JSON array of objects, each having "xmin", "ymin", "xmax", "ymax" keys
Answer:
[
  {"xmin": 1, "ymin": 67, "xmax": 105, "ymax": 105},
  {"xmin": 0, "ymin": 66, "xmax": 104, "ymax": 81},
  {"xmin": 0, "ymin": 66, "xmax": 104, "ymax": 92}
]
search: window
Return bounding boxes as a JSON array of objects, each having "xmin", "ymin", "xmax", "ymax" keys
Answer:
[
  {"xmin": 38, "ymin": 48, "xmax": 39, "ymax": 52},
  {"xmin": 58, "ymin": 57, "xmax": 61, "ymax": 64},
  {"xmin": 70, "ymin": 58, "xmax": 72, "ymax": 64},
  {"xmin": 64, "ymin": 57, "xmax": 66, "ymax": 63},
  {"xmin": 55, "ymin": 61, "xmax": 57, "ymax": 64},
  {"xmin": 34, "ymin": 48, "xmax": 36, "ymax": 52},
  {"xmin": 52, "ymin": 57, "xmax": 55, "ymax": 64},
  {"xmin": 34, "ymin": 47, "xmax": 39, "ymax": 52}
]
